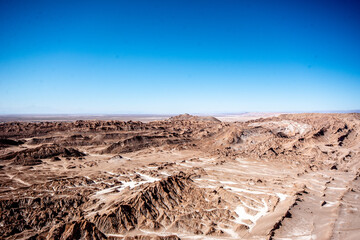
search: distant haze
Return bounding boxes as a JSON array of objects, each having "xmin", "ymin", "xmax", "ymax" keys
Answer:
[{"xmin": 0, "ymin": 1, "xmax": 360, "ymax": 114}]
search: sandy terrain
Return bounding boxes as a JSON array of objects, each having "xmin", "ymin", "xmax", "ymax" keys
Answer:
[{"xmin": 0, "ymin": 113, "xmax": 359, "ymax": 239}]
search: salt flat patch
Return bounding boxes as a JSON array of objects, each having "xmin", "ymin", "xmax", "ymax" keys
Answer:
[
  {"xmin": 204, "ymin": 185, "xmax": 217, "ymax": 189},
  {"xmin": 326, "ymin": 186, "xmax": 347, "ymax": 190},
  {"xmin": 199, "ymin": 157, "xmax": 215, "ymax": 162},
  {"xmin": 147, "ymin": 166, "xmax": 158, "ymax": 170},
  {"xmin": 94, "ymin": 173, "xmax": 160, "ymax": 197},
  {"xmin": 106, "ymin": 233, "xmax": 124, "ymax": 238},
  {"xmin": 241, "ymin": 199, "xmax": 263, "ymax": 211},
  {"xmin": 85, "ymin": 176, "xmax": 98, "ymax": 184},
  {"xmin": 220, "ymin": 180, "xmax": 238, "ymax": 185},
  {"xmin": 224, "ymin": 186, "xmax": 267, "ymax": 195},
  {"xmin": 94, "ymin": 185, "xmax": 118, "ymax": 195},
  {"xmin": 234, "ymin": 205, "xmax": 254, "ymax": 226},
  {"xmin": 234, "ymin": 199, "xmax": 269, "ymax": 230},
  {"xmin": 249, "ymin": 120, "xmax": 311, "ymax": 136},
  {"xmin": 194, "ymin": 178, "xmax": 217, "ymax": 182},
  {"xmin": 193, "ymin": 179, "xmax": 217, "ymax": 189},
  {"xmin": 322, "ymin": 201, "xmax": 337, "ymax": 207},
  {"xmin": 277, "ymin": 193, "xmax": 287, "ymax": 201},
  {"xmin": 179, "ymin": 163, "xmax": 193, "ymax": 168},
  {"xmin": 137, "ymin": 172, "xmax": 159, "ymax": 182}
]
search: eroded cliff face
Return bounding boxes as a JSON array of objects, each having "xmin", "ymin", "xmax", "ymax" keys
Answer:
[{"xmin": 1, "ymin": 113, "xmax": 360, "ymax": 239}]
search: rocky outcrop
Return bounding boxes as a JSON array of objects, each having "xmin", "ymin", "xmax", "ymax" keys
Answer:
[
  {"xmin": 206, "ymin": 113, "xmax": 360, "ymax": 168},
  {"xmin": 45, "ymin": 219, "xmax": 107, "ymax": 240},
  {"xmin": 0, "ymin": 138, "xmax": 24, "ymax": 148},
  {"xmin": 0, "ymin": 121, "xmax": 147, "ymax": 138},
  {"xmin": 0, "ymin": 196, "xmax": 86, "ymax": 238},
  {"xmin": 93, "ymin": 173, "xmax": 195, "ymax": 234},
  {"xmin": 101, "ymin": 135, "xmax": 166, "ymax": 154},
  {"xmin": 168, "ymin": 114, "xmax": 221, "ymax": 123},
  {"xmin": 0, "ymin": 144, "xmax": 86, "ymax": 165},
  {"xmin": 91, "ymin": 172, "xmax": 236, "ymax": 237}
]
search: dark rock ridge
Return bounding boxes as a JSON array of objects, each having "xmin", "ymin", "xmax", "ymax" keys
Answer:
[
  {"xmin": 0, "ymin": 196, "xmax": 86, "ymax": 238},
  {"xmin": 0, "ymin": 138, "xmax": 24, "ymax": 148},
  {"xmin": 0, "ymin": 144, "xmax": 86, "ymax": 165},
  {"xmin": 0, "ymin": 120, "xmax": 148, "ymax": 138},
  {"xmin": 93, "ymin": 173, "xmax": 193, "ymax": 234},
  {"xmin": 101, "ymin": 135, "xmax": 189, "ymax": 154},
  {"xmin": 43, "ymin": 219, "xmax": 107, "ymax": 240},
  {"xmin": 168, "ymin": 113, "xmax": 221, "ymax": 123},
  {"xmin": 92, "ymin": 172, "xmax": 215, "ymax": 234}
]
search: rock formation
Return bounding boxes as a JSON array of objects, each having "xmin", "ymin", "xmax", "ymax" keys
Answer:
[{"xmin": 1, "ymin": 113, "xmax": 360, "ymax": 239}]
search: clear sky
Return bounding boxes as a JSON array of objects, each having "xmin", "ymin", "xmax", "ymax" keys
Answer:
[{"xmin": 0, "ymin": 0, "xmax": 359, "ymax": 114}]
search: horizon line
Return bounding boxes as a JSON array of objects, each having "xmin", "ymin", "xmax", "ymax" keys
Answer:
[{"xmin": 1, "ymin": 110, "xmax": 360, "ymax": 116}]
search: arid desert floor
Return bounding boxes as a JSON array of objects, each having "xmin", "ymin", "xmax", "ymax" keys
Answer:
[{"xmin": 1, "ymin": 113, "xmax": 360, "ymax": 240}]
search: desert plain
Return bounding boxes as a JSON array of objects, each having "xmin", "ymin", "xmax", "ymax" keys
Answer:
[{"xmin": 0, "ymin": 113, "xmax": 359, "ymax": 240}]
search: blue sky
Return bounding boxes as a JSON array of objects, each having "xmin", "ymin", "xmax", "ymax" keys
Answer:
[{"xmin": 0, "ymin": 0, "xmax": 359, "ymax": 114}]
